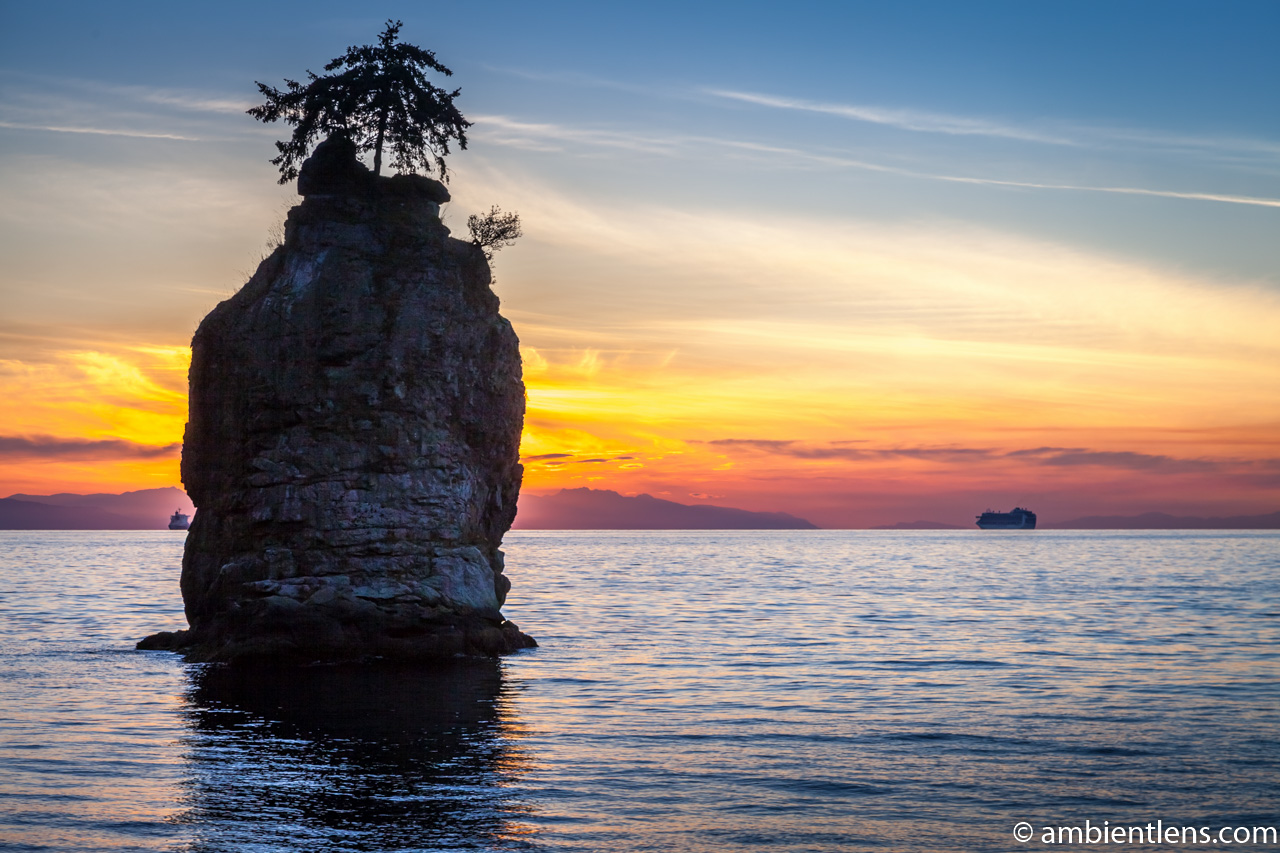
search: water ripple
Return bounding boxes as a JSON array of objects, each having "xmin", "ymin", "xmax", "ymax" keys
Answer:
[{"xmin": 1, "ymin": 530, "xmax": 1278, "ymax": 851}]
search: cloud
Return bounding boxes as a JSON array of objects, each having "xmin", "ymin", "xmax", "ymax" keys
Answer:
[
  {"xmin": 706, "ymin": 439, "xmax": 797, "ymax": 450},
  {"xmin": 491, "ymin": 70, "xmax": 1280, "ymax": 166},
  {"xmin": 3, "ymin": 70, "xmax": 254, "ymax": 115},
  {"xmin": 703, "ymin": 439, "xmax": 996, "ymax": 461},
  {"xmin": 0, "ymin": 70, "xmax": 269, "ymax": 146},
  {"xmin": 933, "ymin": 175, "xmax": 1280, "ymax": 209},
  {"xmin": 133, "ymin": 90, "xmax": 254, "ymax": 115},
  {"xmin": 494, "ymin": 69, "xmax": 1280, "ymax": 166},
  {"xmin": 1005, "ymin": 446, "xmax": 1085, "ymax": 457},
  {"xmin": 570, "ymin": 455, "xmax": 637, "ymax": 464},
  {"xmin": 471, "ymin": 113, "xmax": 1280, "ymax": 209},
  {"xmin": 522, "ymin": 451, "xmax": 638, "ymax": 465},
  {"xmin": 709, "ymin": 139, "xmax": 1280, "ymax": 207},
  {"xmin": 487, "ymin": 68, "xmax": 1280, "ymax": 166},
  {"xmin": 0, "ymin": 120, "xmax": 198, "ymax": 141},
  {"xmin": 482, "ymin": 166, "xmax": 1280, "ymax": 350},
  {"xmin": 1011, "ymin": 447, "xmax": 1221, "ymax": 473},
  {"xmin": 703, "ymin": 440, "xmax": 1244, "ymax": 474},
  {"xmin": 705, "ymin": 87, "xmax": 1280, "ymax": 164},
  {"xmin": 709, "ymin": 143, "xmax": 1280, "ymax": 209},
  {"xmin": 472, "ymin": 114, "xmax": 687, "ymax": 156},
  {"xmin": 706, "ymin": 88, "xmax": 1074, "ymax": 145},
  {"xmin": 0, "ymin": 434, "xmax": 180, "ymax": 460}
]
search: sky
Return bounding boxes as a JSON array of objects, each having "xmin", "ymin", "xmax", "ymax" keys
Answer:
[{"xmin": 2, "ymin": 0, "xmax": 1278, "ymax": 527}]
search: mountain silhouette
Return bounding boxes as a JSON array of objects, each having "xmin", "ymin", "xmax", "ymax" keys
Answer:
[{"xmin": 513, "ymin": 488, "xmax": 817, "ymax": 529}]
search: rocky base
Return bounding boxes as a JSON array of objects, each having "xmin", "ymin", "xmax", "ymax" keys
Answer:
[{"xmin": 138, "ymin": 615, "xmax": 535, "ymax": 665}]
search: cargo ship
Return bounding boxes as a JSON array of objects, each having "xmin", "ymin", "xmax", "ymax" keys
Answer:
[
  {"xmin": 168, "ymin": 510, "xmax": 190, "ymax": 530},
  {"xmin": 975, "ymin": 507, "xmax": 1036, "ymax": 530}
]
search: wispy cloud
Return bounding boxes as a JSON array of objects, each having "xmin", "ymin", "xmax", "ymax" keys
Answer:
[
  {"xmin": 0, "ymin": 70, "xmax": 266, "ymax": 144},
  {"xmin": 132, "ymin": 89, "xmax": 253, "ymax": 115},
  {"xmin": 706, "ymin": 88, "xmax": 1074, "ymax": 145},
  {"xmin": 704, "ymin": 87, "xmax": 1280, "ymax": 164},
  {"xmin": 706, "ymin": 439, "xmax": 797, "ymax": 450},
  {"xmin": 703, "ymin": 138, "xmax": 1280, "ymax": 207},
  {"xmin": 703, "ymin": 140, "xmax": 1280, "ymax": 208},
  {"xmin": 1007, "ymin": 447, "xmax": 1221, "ymax": 473},
  {"xmin": 472, "ymin": 114, "xmax": 685, "ymax": 156},
  {"xmin": 521, "ymin": 450, "xmax": 638, "ymax": 465},
  {"xmin": 488, "ymin": 66, "xmax": 1280, "ymax": 165},
  {"xmin": 706, "ymin": 440, "xmax": 1249, "ymax": 474},
  {"xmin": 703, "ymin": 441, "xmax": 999, "ymax": 462},
  {"xmin": 0, "ymin": 434, "xmax": 180, "ymax": 460},
  {"xmin": 471, "ymin": 114, "xmax": 1280, "ymax": 209},
  {"xmin": 924, "ymin": 173, "xmax": 1280, "ymax": 209},
  {"xmin": 1, "ymin": 69, "xmax": 253, "ymax": 115},
  {"xmin": 0, "ymin": 120, "xmax": 198, "ymax": 140}
]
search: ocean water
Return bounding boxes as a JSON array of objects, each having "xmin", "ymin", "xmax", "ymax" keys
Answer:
[{"xmin": 0, "ymin": 530, "xmax": 1277, "ymax": 852}]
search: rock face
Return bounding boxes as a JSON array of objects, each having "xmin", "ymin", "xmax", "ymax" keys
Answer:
[{"xmin": 141, "ymin": 138, "xmax": 534, "ymax": 663}]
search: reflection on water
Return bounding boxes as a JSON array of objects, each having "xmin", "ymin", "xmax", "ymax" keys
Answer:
[{"xmin": 177, "ymin": 661, "xmax": 538, "ymax": 851}]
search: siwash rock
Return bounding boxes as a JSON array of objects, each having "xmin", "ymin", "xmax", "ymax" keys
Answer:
[{"xmin": 140, "ymin": 137, "xmax": 534, "ymax": 663}]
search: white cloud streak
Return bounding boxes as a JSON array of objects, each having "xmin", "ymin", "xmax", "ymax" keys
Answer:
[
  {"xmin": 706, "ymin": 88, "xmax": 1075, "ymax": 145},
  {"xmin": 0, "ymin": 70, "xmax": 261, "ymax": 145},
  {"xmin": 0, "ymin": 120, "xmax": 198, "ymax": 140},
  {"xmin": 488, "ymin": 66, "xmax": 1280, "ymax": 164},
  {"xmin": 472, "ymin": 114, "xmax": 686, "ymax": 155},
  {"xmin": 1, "ymin": 70, "xmax": 253, "ymax": 116},
  {"xmin": 933, "ymin": 175, "xmax": 1280, "ymax": 209},
  {"xmin": 133, "ymin": 90, "xmax": 254, "ymax": 115},
  {"xmin": 705, "ymin": 87, "xmax": 1280, "ymax": 165},
  {"xmin": 472, "ymin": 114, "xmax": 1280, "ymax": 210}
]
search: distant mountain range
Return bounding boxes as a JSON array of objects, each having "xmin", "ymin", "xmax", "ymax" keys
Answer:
[
  {"xmin": 3, "ymin": 486, "xmax": 1275, "ymax": 531},
  {"xmin": 512, "ymin": 488, "xmax": 818, "ymax": 529},
  {"xmin": 0, "ymin": 488, "xmax": 194, "ymax": 530},
  {"xmin": 0, "ymin": 486, "xmax": 817, "ymax": 531}
]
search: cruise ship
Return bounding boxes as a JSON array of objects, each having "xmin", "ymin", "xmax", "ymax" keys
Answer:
[
  {"xmin": 168, "ymin": 510, "xmax": 190, "ymax": 531},
  {"xmin": 975, "ymin": 507, "xmax": 1036, "ymax": 530}
]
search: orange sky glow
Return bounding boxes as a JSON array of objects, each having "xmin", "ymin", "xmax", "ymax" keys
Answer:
[
  {"xmin": 4, "ymin": 241, "xmax": 1279, "ymax": 529},
  {"xmin": 4, "ymin": 192, "xmax": 1280, "ymax": 527}
]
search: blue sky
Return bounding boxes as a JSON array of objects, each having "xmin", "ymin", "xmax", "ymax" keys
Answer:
[
  {"xmin": 5, "ymin": 1, "xmax": 1278, "ymax": 280},
  {"xmin": 2, "ymin": 1, "xmax": 1279, "ymax": 523}
]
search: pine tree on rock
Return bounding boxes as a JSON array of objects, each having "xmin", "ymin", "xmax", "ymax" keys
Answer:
[{"xmin": 248, "ymin": 20, "xmax": 470, "ymax": 183}]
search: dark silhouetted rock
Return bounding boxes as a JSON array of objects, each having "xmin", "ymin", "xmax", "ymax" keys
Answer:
[
  {"xmin": 295, "ymin": 135, "xmax": 373, "ymax": 197},
  {"xmin": 141, "ymin": 139, "xmax": 533, "ymax": 663}
]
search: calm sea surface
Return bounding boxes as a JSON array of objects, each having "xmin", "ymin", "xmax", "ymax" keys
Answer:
[{"xmin": 1, "ymin": 530, "xmax": 1277, "ymax": 852}]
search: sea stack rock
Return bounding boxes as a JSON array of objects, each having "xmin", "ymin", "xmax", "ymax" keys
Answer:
[{"xmin": 141, "ymin": 137, "xmax": 534, "ymax": 663}]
